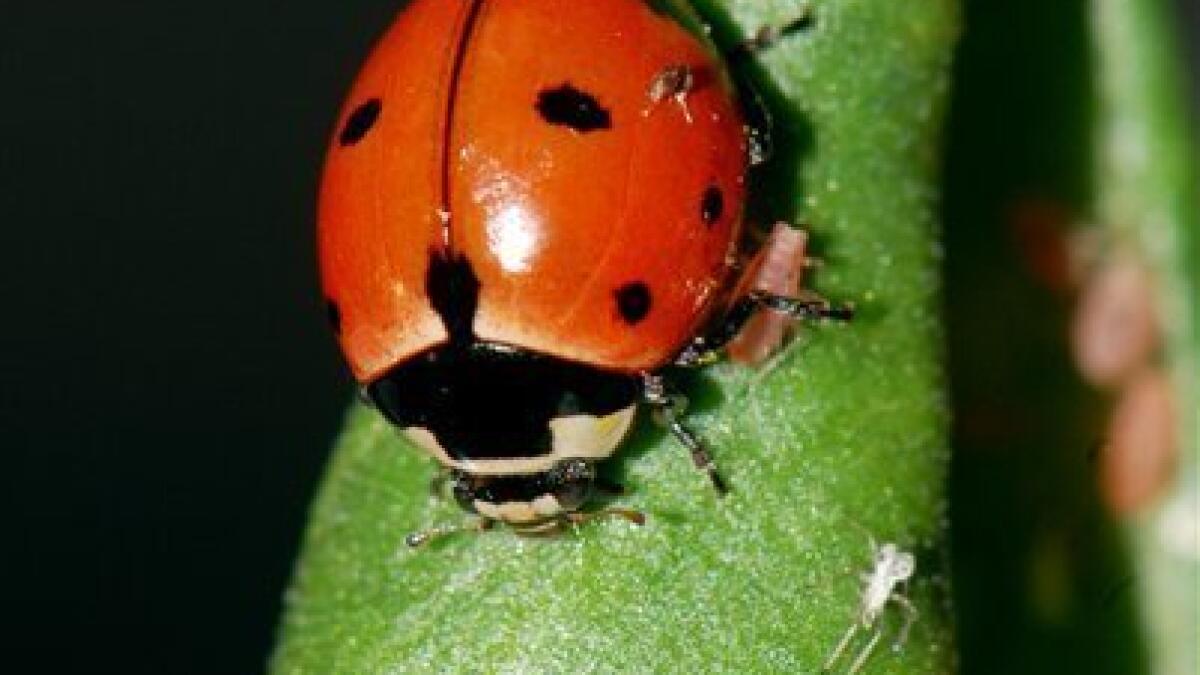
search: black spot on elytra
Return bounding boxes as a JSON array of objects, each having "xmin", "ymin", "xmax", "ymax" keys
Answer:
[
  {"xmin": 701, "ymin": 185, "xmax": 724, "ymax": 226},
  {"xmin": 339, "ymin": 98, "xmax": 381, "ymax": 146},
  {"xmin": 614, "ymin": 282, "xmax": 652, "ymax": 324},
  {"xmin": 426, "ymin": 250, "xmax": 480, "ymax": 343},
  {"xmin": 324, "ymin": 298, "xmax": 342, "ymax": 334},
  {"xmin": 536, "ymin": 84, "xmax": 611, "ymax": 132}
]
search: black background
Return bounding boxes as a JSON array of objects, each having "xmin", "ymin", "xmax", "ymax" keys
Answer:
[
  {"xmin": 2, "ymin": 1, "xmax": 1195, "ymax": 673},
  {"xmin": 2, "ymin": 1, "xmax": 403, "ymax": 671}
]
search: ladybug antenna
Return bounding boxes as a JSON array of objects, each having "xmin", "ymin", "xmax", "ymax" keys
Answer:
[{"xmin": 405, "ymin": 518, "xmax": 494, "ymax": 549}]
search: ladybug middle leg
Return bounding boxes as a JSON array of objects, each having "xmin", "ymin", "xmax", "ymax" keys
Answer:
[
  {"xmin": 642, "ymin": 373, "xmax": 729, "ymax": 495},
  {"xmin": 675, "ymin": 291, "xmax": 853, "ymax": 368},
  {"xmin": 727, "ymin": 8, "xmax": 816, "ymax": 61}
]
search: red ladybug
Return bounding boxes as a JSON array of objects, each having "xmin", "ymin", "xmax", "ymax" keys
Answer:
[{"xmin": 317, "ymin": 0, "xmax": 849, "ymax": 543}]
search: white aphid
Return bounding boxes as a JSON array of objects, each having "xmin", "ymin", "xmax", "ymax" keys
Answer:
[{"xmin": 822, "ymin": 540, "xmax": 918, "ymax": 674}]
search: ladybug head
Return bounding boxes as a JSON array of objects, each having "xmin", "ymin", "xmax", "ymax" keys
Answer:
[{"xmin": 365, "ymin": 342, "xmax": 640, "ymax": 521}]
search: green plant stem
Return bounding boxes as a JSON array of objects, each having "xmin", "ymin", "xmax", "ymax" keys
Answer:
[{"xmin": 1093, "ymin": 1, "xmax": 1199, "ymax": 673}]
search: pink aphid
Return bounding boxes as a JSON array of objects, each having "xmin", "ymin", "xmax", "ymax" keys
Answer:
[
  {"xmin": 1101, "ymin": 367, "xmax": 1177, "ymax": 514},
  {"xmin": 1071, "ymin": 253, "xmax": 1158, "ymax": 388},
  {"xmin": 728, "ymin": 223, "xmax": 813, "ymax": 364}
]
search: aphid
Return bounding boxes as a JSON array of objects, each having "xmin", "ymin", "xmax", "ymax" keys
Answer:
[
  {"xmin": 727, "ymin": 223, "xmax": 824, "ymax": 364},
  {"xmin": 1100, "ymin": 367, "xmax": 1177, "ymax": 514},
  {"xmin": 823, "ymin": 540, "xmax": 918, "ymax": 674},
  {"xmin": 1071, "ymin": 252, "xmax": 1158, "ymax": 388}
]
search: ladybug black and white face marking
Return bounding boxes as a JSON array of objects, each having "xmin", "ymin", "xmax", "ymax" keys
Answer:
[{"xmin": 367, "ymin": 343, "xmax": 639, "ymax": 477}]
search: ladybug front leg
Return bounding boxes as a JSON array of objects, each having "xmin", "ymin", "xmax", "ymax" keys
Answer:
[
  {"xmin": 404, "ymin": 517, "xmax": 495, "ymax": 549},
  {"xmin": 642, "ymin": 373, "xmax": 728, "ymax": 495}
]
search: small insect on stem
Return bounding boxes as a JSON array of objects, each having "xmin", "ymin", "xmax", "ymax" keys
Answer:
[
  {"xmin": 822, "ymin": 539, "xmax": 918, "ymax": 674},
  {"xmin": 644, "ymin": 64, "xmax": 695, "ymax": 123}
]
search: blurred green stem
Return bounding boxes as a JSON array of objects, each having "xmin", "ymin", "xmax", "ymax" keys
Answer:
[{"xmin": 1094, "ymin": 0, "xmax": 1199, "ymax": 673}]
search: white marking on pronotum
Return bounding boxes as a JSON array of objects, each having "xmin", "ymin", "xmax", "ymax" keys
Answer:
[
  {"xmin": 822, "ymin": 538, "xmax": 918, "ymax": 674},
  {"xmin": 402, "ymin": 406, "xmax": 637, "ymax": 475}
]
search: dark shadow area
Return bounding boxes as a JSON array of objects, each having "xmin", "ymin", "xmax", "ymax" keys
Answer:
[
  {"xmin": 0, "ymin": 1, "xmax": 408, "ymax": 670},
  {"xmin": 943, "ymin": 0, "xmax": 1149, "ymax": 672}
]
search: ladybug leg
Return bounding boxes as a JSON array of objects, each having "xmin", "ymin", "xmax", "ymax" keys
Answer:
[
  {"xmin": 675, "ymin": 291, "xmax": 854, "ymax": 367},
  {"xmin": 729, "ymin": 9, "xmax": 815, "ymax": 60},
  {"xmin": 674, "ymin": 297, "xmax": 760, "ymax": 367},
  {"xmin": 723, "ymin": 8, "xmax": 818, "ymax": 167},
  {"xmin": 404, "ymin": 517, "xmax": 494, "ymax": 549},
  {"xmin": 642, "ymin": 373, "xmax": 729, "ymax": 495}
]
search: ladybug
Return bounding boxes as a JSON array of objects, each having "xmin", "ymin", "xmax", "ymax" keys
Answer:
[{"xmin": 317, "ymin": 0, "xmax": 849, "ymax": 544}]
